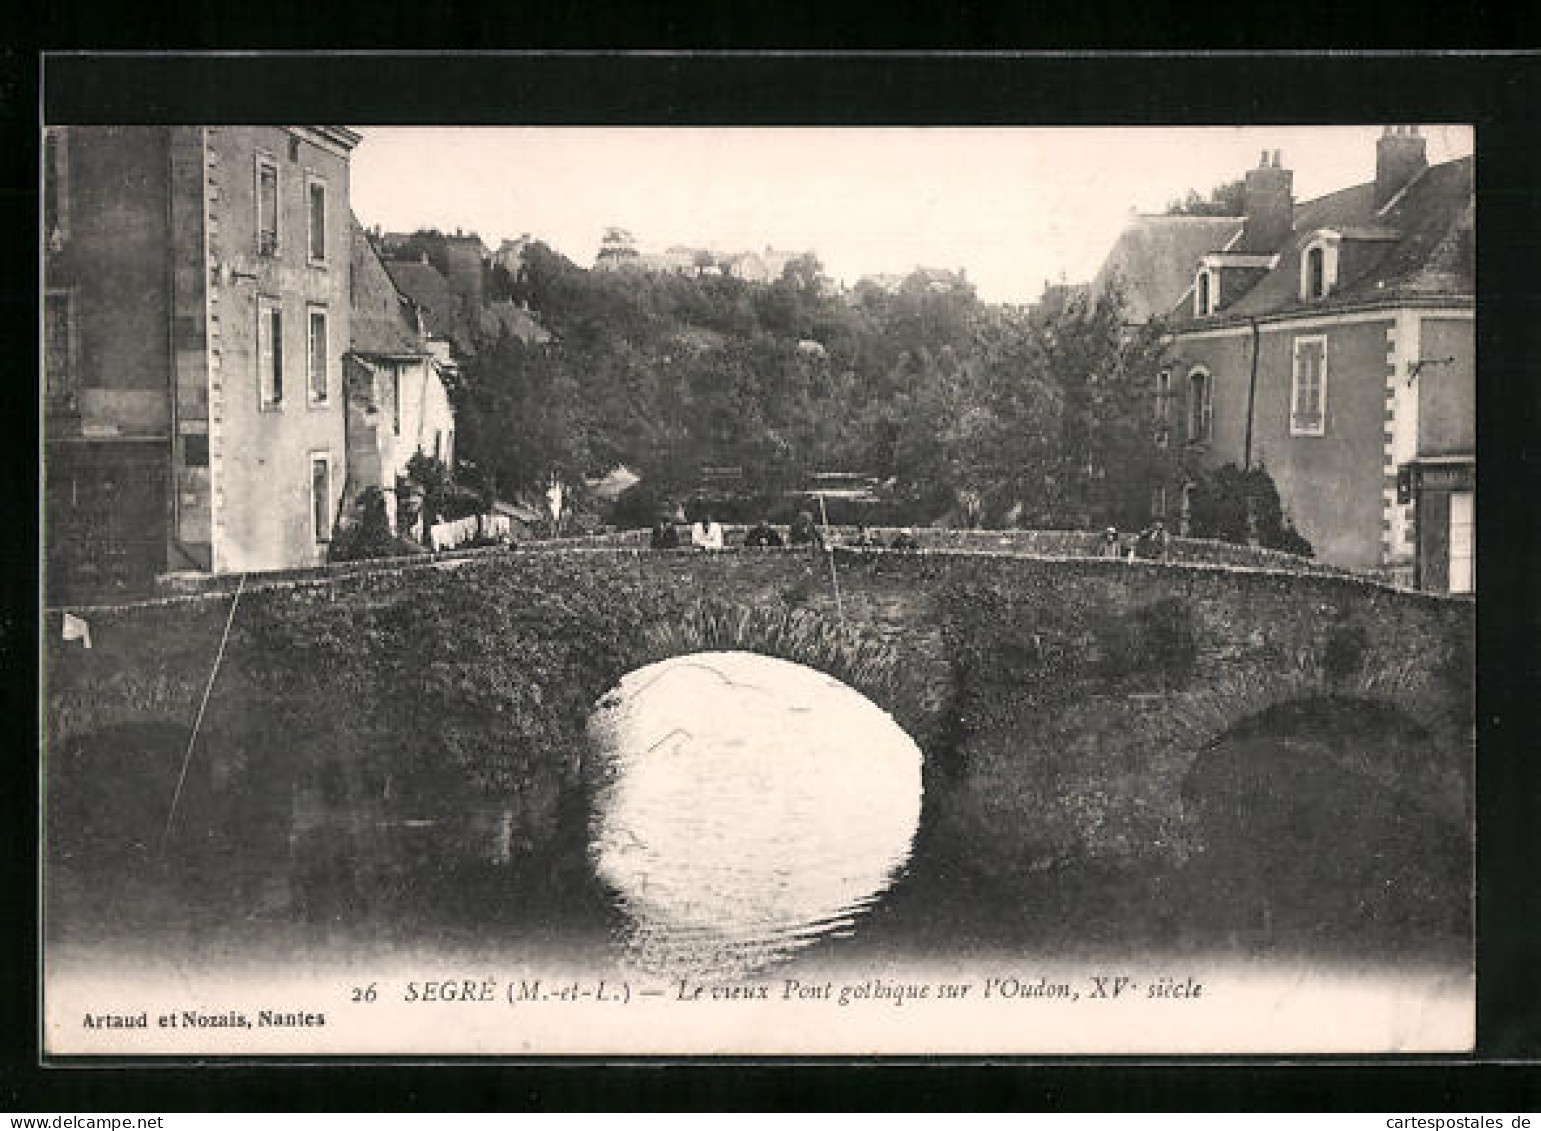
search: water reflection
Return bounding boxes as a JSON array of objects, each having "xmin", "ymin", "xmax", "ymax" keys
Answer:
[{"xmin": 588, "ymin": 650, "xmax": 924, "ymax": 976}]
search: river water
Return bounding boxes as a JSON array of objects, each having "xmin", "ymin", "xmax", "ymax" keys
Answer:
[
  {"xmin": 587, "ymin": 651, "xmax": 924, "ymax": 977},
  {"xmin": 44, "ymin": 650, "xmax": 1477, "ymax": 1054}
]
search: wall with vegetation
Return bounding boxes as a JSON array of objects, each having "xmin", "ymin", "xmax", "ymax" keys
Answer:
[{"xmin": 45, "ymin": 547, "xmax": 1472, "ymax": 923}]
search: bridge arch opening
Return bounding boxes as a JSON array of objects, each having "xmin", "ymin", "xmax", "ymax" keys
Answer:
[
  {"xmin": 586, "ymin": 650, "xmax": 924, "ymax": 975},
  {"xmin": 1180, "ymin": 696, "xmax": 1469, "ymax": 952}
]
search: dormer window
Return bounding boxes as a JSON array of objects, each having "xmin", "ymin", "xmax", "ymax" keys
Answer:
[
  {"xmin": 1299, "ymin": 232, "xmax": 1340, "ymax": 301},
  {"xmin": 1195, "ymin": 269, "xmax": 1214, "ymax": 317}
]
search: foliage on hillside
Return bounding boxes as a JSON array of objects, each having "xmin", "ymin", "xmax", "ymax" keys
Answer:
[
  {"xmin": 1165, "ymin": 177, "xmax": 1246, "ymax": 217},
  {"xmin": 453, "ymin": 242, "xmax": 1176, "ymax": 530}
]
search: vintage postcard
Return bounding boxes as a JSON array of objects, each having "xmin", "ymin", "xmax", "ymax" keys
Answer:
[{"xmin": 41, "ymin": 110, "xmax": 1475, "ymax": 1056}]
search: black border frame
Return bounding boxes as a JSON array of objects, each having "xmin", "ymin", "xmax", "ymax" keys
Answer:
[{"xmin": 8, "ymin": 48, "xmax": 1541, "ymax": 1111}]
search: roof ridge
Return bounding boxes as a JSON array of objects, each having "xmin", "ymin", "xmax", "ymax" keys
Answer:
[{"xmin": 1294, "ymin": 152, "xmax": 1473, "ymax": 210}]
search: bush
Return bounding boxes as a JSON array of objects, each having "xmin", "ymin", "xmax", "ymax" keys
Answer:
[
  {"xmin": 610, "ymin": 480, "xmax": 675, "ymax": 529},
  {"xmin": 1185, "ymin": 463, "xmax": 1314, "ymax": 558},
  {"xmin": 329, "ymin": 487, "xmax": 403, "ymax": 563}
]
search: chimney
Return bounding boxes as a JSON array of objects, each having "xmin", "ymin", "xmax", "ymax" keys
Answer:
[
  {"xmin": 1240, "ymin": 148, "xmax": 1294, "ymax": 252},
  {"xmin": 1375, "ymin": 125, "xmax": 1428, "ymax": 210}
]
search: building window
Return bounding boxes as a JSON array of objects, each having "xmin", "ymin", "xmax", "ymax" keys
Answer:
[
  {"xmin": 391, "ymin": 369, "xmax": 401, "ymax": 436},
  {"xmin": 1154, "ymin": 368, "xmax": 1171, "ymax": 422},
  {"xmin": 1299, "ymin": 235, "xmax": 1338, "ymax": 301},
  {"xmin": 258, "ymin": 297, "xmax": 283, "ymax": 408},
  {"xmin": 1187, "ymin": 367, "xmax": 1213, "ymax": 444},
  {"xmin": 45, "ymin": 289, "xmax": 76, "ymax": 400},
  {"xmin": 310, "ymin": 453, "xmax": 333, "ymax": 544},
  {"xmin": 1195, "ymin": 270, "xmax": 1212, "ymax": 317},
  {"xmin": 183, "ymin": 433, "xmax": 210, "ymax": 467},
  {"xmin": 307, "ymin": 307, "xmax": 328, "ymax": 404},
  {"xmin": 1448, "ymin": 490, "xmax": 1474, "ymax": 594},
  {"xmin": 306, "ymin": 175, "xmax": 328, "ymax": 264},
  {"xmin": 44, "ymin": 127, "xmax": 69, "ymax": 250},
  {"xmin": 255, "ymin": 153, "xmax": 280, "ymax": 257},
  {"xmin": 1152, "ymin": 484, "xmax": 1168, "ymax": 519},
  {"xmin": 1291, "ymin": 335, "xmax": 1328, "ymax": 436}
]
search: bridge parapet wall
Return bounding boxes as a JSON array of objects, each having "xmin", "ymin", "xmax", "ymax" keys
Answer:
[{"xmin": 45, "ymin": 547, "xmax": 1471, "ymax": 880}]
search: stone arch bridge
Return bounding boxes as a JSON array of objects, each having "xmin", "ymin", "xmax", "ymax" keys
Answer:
[{"xmin": 45, "ymin": 544, "xmax": 1473, "ymax": 874}]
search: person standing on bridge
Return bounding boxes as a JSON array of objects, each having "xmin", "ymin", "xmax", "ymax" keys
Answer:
[
  {"xmin": 788, "ymin": 510, "xmax": 822, "ymax": 548},
  {"xmin": 744, "ymin": 516, "xmax": 784, "ymax": 548},
  {"xmin": 650, "ymin": 513, "xmax": 680, "ymax": 550}
]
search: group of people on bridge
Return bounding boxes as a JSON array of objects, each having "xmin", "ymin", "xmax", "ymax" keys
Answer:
[
  {"xmin": 1103, "ymin": 521, "xmax": 1170, "ymax": 561},
  {"xmin": 649, "ymin": 511, "xmax": 920, "ymax": 553}
]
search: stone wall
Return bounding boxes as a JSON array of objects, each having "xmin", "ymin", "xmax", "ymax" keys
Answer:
[{"xmin": 45, "ymin": 547, "xmax": 1472, "ymax": 887}]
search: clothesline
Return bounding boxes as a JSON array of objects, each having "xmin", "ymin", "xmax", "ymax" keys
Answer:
[{"xmin": 428, "ymin": 513, "xmax": 513, "ymax": 552}]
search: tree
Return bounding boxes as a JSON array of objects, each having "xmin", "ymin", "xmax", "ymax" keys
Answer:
[
  {"xmin": 1166, "ymin": 178, "xmax": 1246, "ymax": 217},
  {"xmin": 1035, "ymin": 283, "xmax": 1171, "ymax": 528},
  {"xmin": 454, "ymin": 335, "xmax": 600, "ymax": 502}
]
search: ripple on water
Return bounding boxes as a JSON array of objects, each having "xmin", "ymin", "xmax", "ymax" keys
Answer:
[{"xmin": 588, "ymin": 651, "xmax": 924, "ymax": 977}]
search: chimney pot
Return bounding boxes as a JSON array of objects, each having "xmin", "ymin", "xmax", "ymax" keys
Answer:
[
  {"xmin": 1375, "ymin": 126, "xmax": 1428, "ymax": 209},
  {"xmin": 1241, "ymin": 150, "xmax": 1294, "ymax": 252}
]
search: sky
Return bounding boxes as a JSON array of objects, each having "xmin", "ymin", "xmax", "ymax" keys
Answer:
[{"xmin": 349, "ymin": 126, "xmax": 1473, "ymax": 305}]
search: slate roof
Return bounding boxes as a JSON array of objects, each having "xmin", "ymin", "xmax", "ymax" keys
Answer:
[
  {"xmin": 349, "ymin": 217, "xmax": 427, "ymax": 359},
  {"xmin": 383, "ymin": 257, "xmax": 476, "ymax": 353},
  {"xmin": 478, "ymin": 300, "xmax": 553, "ymax": 346},
  {"xmin": 1169, "ymin": 154, "xmax": 1473, "ymax": 327},
  {"xmin": 1089, "ymin": 215, "xmax": 1244, "ymax": 323}
]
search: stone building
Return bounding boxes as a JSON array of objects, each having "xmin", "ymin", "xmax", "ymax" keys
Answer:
[
  {"xmin": 1162, "ymin": 130, "xmax": 1474, "ymax": 591},
  {"xmin": 345, "ymin": 217, "xmax": 456, "ymax": 534},
  {"xmin": 44, "ymin": 125, "xmax": 362, "ymax": 601}
]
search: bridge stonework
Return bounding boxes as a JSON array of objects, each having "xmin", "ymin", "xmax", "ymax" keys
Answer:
[{"xmin": 45, "ymin": 547, "xmax": 1472, "ymax": 876}]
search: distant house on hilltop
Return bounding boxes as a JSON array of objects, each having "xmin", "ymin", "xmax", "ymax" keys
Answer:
[
  {"xmin": 1028, "ymin": 279, "xmax": 1090, "ymax": 324},
  {"xmin": 721, "ymin": 250, "xmax": 770, "ymax": 282},
  {"xmin": 492, "ymin": 233, "xmax": 535, "ymax": 278}
]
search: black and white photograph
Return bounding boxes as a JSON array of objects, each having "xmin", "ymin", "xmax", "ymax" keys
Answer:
[{"xmin": 40, "ymin": 82, "xmax": 1479, "ymax": 1055}]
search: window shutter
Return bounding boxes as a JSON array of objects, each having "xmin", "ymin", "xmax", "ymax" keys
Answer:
[
  {"xmin": 309, "ymin": 310, "xmax": 327, "ymax": 402},
  {"xmin": 259, "ymin": 304, "xmax": 283, "ymax": 406}
]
